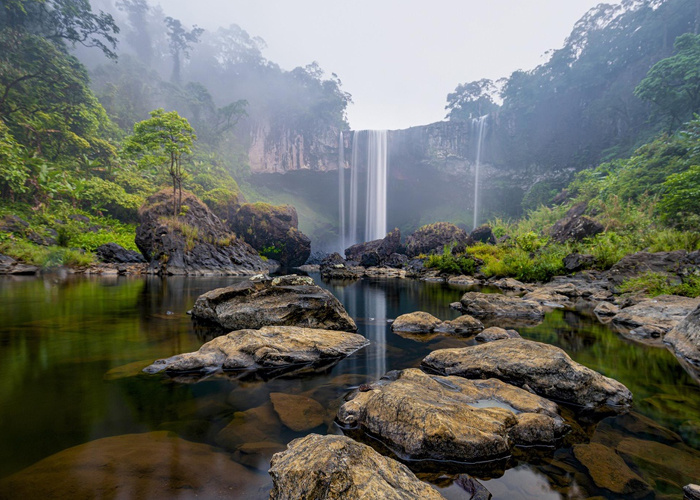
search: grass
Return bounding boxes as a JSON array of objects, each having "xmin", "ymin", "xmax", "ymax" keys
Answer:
[
  {"xmin": 620, "ymin": 272, "xmax": 700, "ymax": 298},
  {"xmin": 0, "ymin": 235, "xmax": 94, "ymax": 268}
]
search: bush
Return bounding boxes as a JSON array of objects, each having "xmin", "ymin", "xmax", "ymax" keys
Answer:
[
  {"xmin": 620, "ymin": 272, "xmax": 700, "ymax": 298},
  {"xmin": 81, "ymin": 177, "xmax": 143, "ymax": 222},
  {"xmin": 657, "ymin": 165, "xmax": 700, "ymax": 229},
  {"xmin": 425, "ymin": 245, "xmax": 476, "ymax": 275}
]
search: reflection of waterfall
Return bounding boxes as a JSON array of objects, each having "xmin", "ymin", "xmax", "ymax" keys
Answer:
[
  {"xmin": 472, "ymin": 115, "xmax": 488, "ymax": 230},
  {"xmin": 338, "ymin": 131, "xmax": 346, "ymax": 252},
  {"xmin": 341, "ymin": 130, "xmax": 388, "ymax": 248},
  {"xmin": 364, "ymin": 288, "xmax": 387, "ymax": 379}
]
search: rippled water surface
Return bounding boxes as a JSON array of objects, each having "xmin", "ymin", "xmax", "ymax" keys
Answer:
[{"xmin": 0, "ymin": 274, "xmax": 698, "ymax": 499}]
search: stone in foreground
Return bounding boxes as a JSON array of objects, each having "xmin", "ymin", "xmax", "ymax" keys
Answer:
[
  {"xmin": 337, "ymin": 369, "xmax": 567, "ymax": 463},
  {"xmin": 269, "ymin": 433, "xmax": 445, "ymax": 500},
  {"xmin": 612, "ymin": 295, "xmax": 700, "ymax": 334},
  {"xmin": 391, "ymin": 311, "xmax": 483, "ymax": 336},
  {"xmin": 191, "ymin": 275, "xmax": 357, "ymax": 331},
  {"xmin": 665, "ymin": 304, "xmax": 700, "ymax": 374},
  {"xmin": 458, "ymin": 292, "xmax": 544, "ymax": 321},
  {"xmin": 422, "ymin": 338, "xmax": 632, "ymax": 410},
  {"xmin": 144, "ymin": 326, "xmax": 368, "ymax": 376}
]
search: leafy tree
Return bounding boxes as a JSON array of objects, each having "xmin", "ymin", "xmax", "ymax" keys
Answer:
[
  {"xmin": 657, "ymin": 164, "xmax": 700, "ymax": 228},
  {"xmin": 445, "ymin": 79, "xmax": 500, "ymax": 121},
  {"xmin": 635, "ymin": 33, "xmax": 700, "ymax": 129},
  {"xmin": 164, "ymin": 17, "xmax": 203, "ymax": 83},
  {"xmin": 124, "ymin": 108, "xmax": 196, "ymax": 215},
  {"xmin": 115, "ymin": 0, "xmax": 152, "ymax": 65}
]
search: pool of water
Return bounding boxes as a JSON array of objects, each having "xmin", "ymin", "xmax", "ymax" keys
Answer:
[{"xmin": 0, "ymin": 273, "xmax": 698, "ymax": 499}]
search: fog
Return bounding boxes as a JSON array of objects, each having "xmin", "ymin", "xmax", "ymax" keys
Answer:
[{"xmin": 162, "ymin": 0, "xmax": 609, "ymax": 130}]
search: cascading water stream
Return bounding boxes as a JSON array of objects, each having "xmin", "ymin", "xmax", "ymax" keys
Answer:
[
  {"xmin": 364, "ymin": 130, "xmax": 388, "ymax": 242},
  {"xmin": 338, "ymin": 131, "xmax": 346, "ymax": 252},
  {"xmin": 472, "ymin": 115, "xmax": 487, "ymax": 230}
]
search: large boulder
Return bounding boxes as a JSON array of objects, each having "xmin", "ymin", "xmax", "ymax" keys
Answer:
[
  {"xmin": 96, "ymin": 243, "xmax": 146, "ymax": 264},
  {"xmin": 190, "ymin": 275, "xmax": 357, "ymax": 331},
  {"xmin": 0, "ymin": 432, "xmax": 262, "ymax": 499},
  {"xmin": 422, "ymin": 338, "xmax": 632, "ymax": 410},
  {"xmin": 607, "ymin": 250, "xmax": 700, "ymax": 285},
  {"xmin": 268, "ymin": 434, "xmax": 445, "ymax": 500},
  {"xmin": 612, "ymin": 295, "xmax": 700, "ymax": 334},
  {"xmin": 230, "ymin": 203, "xmax": 311, "ymax": 268},
  {"xmin": 457, "ymin": 292, "xmax": 544, "ymax": 321},
  {"xmin": 345, "ymin": 228, "xmax": 402, "ymax": 266},
  {"xmin": 320, "ymin": 253, "xmax": 361, "ymax": 280},
  {"xmin": 549, "ymin": 203, "xmax": 603, "ymax": 243},
  {"xmin": 0, "ymin": 254, "xmax": 38, "ymax": 275},
  {"xmin": 135, "ymin": 189, "xmax": 267, "ymax": 276},
  {"xmin": 391, "ymin": 311, "xmax": 483, "ymax": 336},
  {"xmin": 143, "ymin": 325, "xmax": 368, "ymax": 376},
  {"xmin": 665, "ymin": 304, "xmax": 700, "ymax": 374},
  {"xmin": 405, "ymin": 222, "xmax": 471, "ymax": 258},
  {"xmin": 337, "ymin": 369, "xmax": 567, "ymax": 462},
  {"xmin": 469, "ymin": 225, "xmax": 496, "ymax": 245}
]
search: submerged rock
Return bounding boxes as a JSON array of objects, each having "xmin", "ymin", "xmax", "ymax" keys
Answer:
[
  {"xmin": 573, "ymin": 443, "xmax": 651, "ymax": 496},
  {"xmin": 337, "ymin": 368, "xmax": 567, "ymax": 463},
  {"xmin": 269, "ymin": 434, "xmax": 445, "ymax": 500},
  {"xmin": 665, "ymin": 304, "xmax": 700, "ymax": 376},
  {"xmin": 422, "ymin": 338, "xmax": 632, "ymax": 410},
  {"xmin": 269, "ymin": 392, "xmax": 325, "ymax": 432},
  {"xmin": 143, "ymin": 326, "xmax": 368, "ymax": 376},
  {"xmin": 0, "ymin": 431, "xmax": 262, "ymax": 499},
  {"xmin": 458, "ymin": 292, "xmax": 544, "ymax": 321},
  {"xmin": 190, "ymin": 275, "xmax": 357, "ymax": 331},
  {"xmin": 612, "ymin": 295, "xmax": 700, "ymax": 334}
]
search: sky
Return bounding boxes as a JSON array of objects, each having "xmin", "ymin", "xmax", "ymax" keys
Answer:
[{"xmin": 163, "ymin": 0, "xmax": 611, "ymax": 131}]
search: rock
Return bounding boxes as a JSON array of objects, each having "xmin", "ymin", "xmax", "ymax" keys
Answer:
[
  {"xmin": 665, "ymin": 304, "xmax": 700, "ymax": 373},
  {"xmin": 448, "ymin": 275, "xmax": 482, "ymax": 286},
  {"xmin": 320, "ymin": 253, "xmax": 360, "ymax": 280},
  {"xmin": 269, "ymin": 392, "xmax": 325, "ymax": 432},
  {"xmin": 215, "ymin": 402, "xmax": 281, "ymax": 450},
  {"xmin": 405, "ymin": 222, "xmax": 471, "ymax": 258},
  {"xmin": 491, "ymin": 278, "xmax": 533, "ymax": 292},
  {"xmin": 0, "ymin": 431, "xmax": 261, "ymax": 499},
  {"xmin": 27, "ymin": 230, "xmax": 57, "ymax": 246},
  {"xmin": 628, "ymin": 325, "xmax": 666, "ymax": 339},
  {"xmin": 230, "ymin": 203, "xmax": 311, "ymax": 267},
  {"xmin": 268, "ymin": 433, "xmax": 445, "ymax": 500},
  {"xmin": 455, "ymin": 476, "xmax": 492, "ymax": 500},
  {"xmin": 435, "ymin": 314, "xmax": 484, "ymax": 335},
  {"xmin": 563, "ymin": 253, "xmax": 596, "ymax": 272},
  {"xmin": 522, "ymin": 289, "xmax": 570, "ymax": 308},
  {"xmin": 232, "ymin": 441, "xmax": 286, "ymax": 471},
  {"xmin": 685, "ymin": 484, "xmax": 700, "ymax": 500},
  {"xmin": 616, "ymin": 437, "xmax": 700, "ymax": 487},
  {"xmin": 0, "ymin": 215, "xmax": 29, "ymax": 234},
  {"xmin": 391, "ymin": 312, "xmax": 443, "ymax": 332},
  {"xmin": 549, "ymin": 203, "xmax": 603, "ymax": 243},
  {"xmin": 385, "ymin": 253, "xmax": 409, "ymax": 268},
  {"xmin": 191, "ymin": 275, "xmax": 357, "ymax": 331},
  {"xmin": 458, "ymin": 292, "xmax": 544, "ymax": 321},
  {"xmin": 144, "ymin": 325, "xmax": 368, "ymax": 376},
  {"xmin": 612, "ymin": 295, "xmax": 700, "ymax": 334},
  {"xmin": 95, "ymin": 243, "xmax": 146, "ymax": 264},
  {"xmin": 573, "ymin": 443, "xmax": 651, "ymax": 496},
  {"xmin": 337, "ymin": 369, "xmax": 567, "ymax": 462},
  {"xmin": 594, "ymin": 301, "xmax": 619, "ymax": 317},
  {"xmin": 607, "ymin": 250, "xmax": 698, "ymax": 285},
  {"xmin": 0, "ymin": 254, "xmax": 38, "ymax": 275},
  {"xmin": 422, "ymin": 338, "xmax": 632, "ymax": 410},
  {"xmin": 68, "ymin": 214, "xmax": 91, "ymax": 223},
  {"xmin": 345, "ymin": 228, "xmax": 401, "ymax": 266},
  {"xmin": 469, "ymin": 225, "xmax": 496, "ymax": 245},
  {"xmin": 135, "ymin": 189, "xmax": 267, "ymax": 276},
  {"xmin": 475, "ymin": 327, "xmax": 521, "ymax": 343}
]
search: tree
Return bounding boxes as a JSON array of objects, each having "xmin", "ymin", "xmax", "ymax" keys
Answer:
[
  {"xmin": 635, "ymin": 33, "xmax": 700, "ymax": 130},
  {"xmin": 124, "ymin": 109, "xmax": 196, "ymax": 215},
  {"xmin": 445, "ymin": 79, "xmax": 500, "ymax": 121},
  {"xmin": 116, "ymin": 0, "xmax": 152, "ymax": 64},
  {"xmin": 164, "ymin": 17, "xmax": 203, "ymax": 83}
]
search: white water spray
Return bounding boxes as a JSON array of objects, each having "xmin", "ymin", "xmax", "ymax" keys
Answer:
[
  {"xmin": 338, "ymin": 131, "xmax": 346, "ymax": 252},
  {"xmin": 472, "ymin": 115, "xmax": 487, "ymax": 230}
]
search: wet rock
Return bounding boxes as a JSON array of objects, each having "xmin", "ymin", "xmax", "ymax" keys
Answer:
[
  {"xmin": 345, "ymin": 228, "xmax": 401, "ymax": 266},
  {"xmin": 0, "ymin": 254, "xmax": 38, "ymax": 275},
  {"xmin": 391, "ymin": 312, "xmax": 483, "ymax": 336},
  {"xmin": 143, "ymin": 325, "xmax": 368, "ymax": 376},
  {"xmin": 435, "ymin": 315, "xmax": 484, "ymax": 335},
  {"xmin": 320, "ymin": 252, "xmax": 360, "ymax": 280},
  {"xmin": 190, "ymin": 275, "xmax": 357, "ymax": 331},
  {"xmin": 617, "ymin": 437, "xmax": 700, "ymax": 486},
  {"xmin": 232, "ymin": 441, "xmax": 286, "ymax": 471},
  {"xmin": 563, "ymin": 253, "xmax": 596, "ymax": 272},
  {"xmin": 337, "ymin": 369, "xmax": 567, "ymax": 462},
  {"xmin": 0, "ymin": 431, "xmax": 261, "ymax": 499},
  {"xmin": 607, "ymin": 250, "xmax": 700, "ymax": 285},
  {"xmin": 475, "ymin": 327, "xmax": 521, "ymax": 343},
  {"xmin": 455, "ymin": 476, "xmax": 492, "ymax": 500},
  {"xmin": 230, "ymin": 203, "xmax": 311, "ymax": 267},
  {"xmin": 573, "ymin": 443, "xmax": 651, "ymax": 496},
  {"xmin": 135, "ymin": 189, "xmax": 267, "ymax": 275},
  {"xmin": 269, "ymin": 433, "xmax": 445, "ymax": 500},
  {"xmin": 422, "ymin": 338, "xmax": 632, "ymax": 410},
  {"xmin": 216, "ymin": 402, "xmax": 281, "ymax": 450},
  {"xmin": 612, "ymin": 295, "xmax": 700, "ymax": 334},
  {"xmin": 629, "ymin": 325, "xmax": 666, "ymax": 339},
  {"xmin": 269, "ymin": 392, "xmax": 325, "ymax": 432},
  {"xmin": 685, "ymin": 484, "xmax": 700, "ymax": 500},
  {"xmin": 405, "ymin": 222, "xmax": 471, "ymax": 258},
  {"xmin": 594, "ymin": 301, "xmax": 619, "ymax": 317},
  {"xmin": 665, "ymin": 304, "xmax": 700, "ymax": 376},
  {"xmin": 522, "ymin": 289, "xmax": 570, "ymax": 308},
  {"xmin": 491, "ymin": 278, "xmax": 533, "ymax": 292},
  {"xmin": 96, "ymin": 243, "xmax": 146, "ymax": 264},
  {"xmin": 458, "ymin": 292, "xmax": 544, "ymax": 321},
  {"xmin": 448, "ymin": 275, "xmax": 482, "ymax": 286},
  {"xmin": 469, "ymin": 225, "xmax": 496, "ymax": 245}
]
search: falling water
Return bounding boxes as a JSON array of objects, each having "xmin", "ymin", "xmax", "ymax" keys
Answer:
[
  {"xmin": 338, "ymin": 131, "xmax": 346, "ymax": 252},
  {"xmin": 472, "ymin": 115, "xmax": 488, "ymax": 230},
  {"xmin": 365, "ymin": 288, "xmax": 387, "ymax": 379},
  {"xmin": 342, "ymin": 130, "xmax": 388, "ymax": 247}
]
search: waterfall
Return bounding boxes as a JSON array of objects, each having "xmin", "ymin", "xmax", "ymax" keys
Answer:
[
  {"xmin": 338, "ymin": 131, "xmax": 346, "ymax": 252},
  {"xmin": 341, "ymin": 130, "xmax": 388, "ymax": 249},
  {"xmin": 472, "ymin": 115, "xmax": 488, "ymax": 230},
  {"xmin": 365, "ymin": 288, "xmax": 387, "ymax": 379}
]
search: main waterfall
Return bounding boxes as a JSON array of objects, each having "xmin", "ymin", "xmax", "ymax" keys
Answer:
[
  {"xmin": 340, "ymin": 130, "xmax": 388, "ymax": 249},
  {"xmin": 472, "ymin": 115, "xmax": 488, "ymax": 230}
]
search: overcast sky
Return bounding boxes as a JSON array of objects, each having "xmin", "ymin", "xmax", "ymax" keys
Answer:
[{"xmin": 163, "ymin": 0, "xmax": 611, "ymax": 131}]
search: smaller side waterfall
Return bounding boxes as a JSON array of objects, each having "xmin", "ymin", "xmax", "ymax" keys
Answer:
[
  {"xmin": 472, "ymin": 115, "xmax": 488, "ymax": 230},
  {"xmin": 338, "ymin": 131, "xmax": 346, "ymax": 252}
]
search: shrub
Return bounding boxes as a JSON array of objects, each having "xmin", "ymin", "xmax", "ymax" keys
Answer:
[
  {"xmin": 425, "ymin": 245, "xmax": 476, "ymax": 275},
  {"xmin": 620, "ymin": 272, "xmax": 700, "ymax": 298}
]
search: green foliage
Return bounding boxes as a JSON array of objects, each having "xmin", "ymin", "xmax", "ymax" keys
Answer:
[
  {"xmin": 81, "ymin": 177, "xmax": 143, "ymax": 221},
  {"xmin": 425, "ymin": 245, "xmax": 476, "ymax": 275},
  {"xmin": 620, "ymin": 272, "xmax": 700, "ymax": 298},
  {"xmin": 445, "ymin": 79, "xmax": 499, "ymax": 121},
  {"xmin": 259, "ymin": 244, "xmax": 282, "ymax": 260},
  {"xmin": 521, "ymin": 180, "xmax": 563, "ymax": 212},
  {"xmin": 657, "ymin": 165, "xmax": 700, "ymax": 228},
  {"xmin": 515, "ymin": 231, "xmax": 545, "ymax": 253},
  {"xmin": 0, "ymin": 123, "xmax": 29, "ymax": 198},
  {"xmin": 0, "ymin": 236, "xmax": 94, "ymax": 268}
]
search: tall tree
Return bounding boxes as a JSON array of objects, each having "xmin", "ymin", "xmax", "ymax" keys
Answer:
[
  {"xmin": 116, "ymin": 0, "xmax": 151, "ymax": 64},
  {"xmin": 164, "ymin": 17, "xmax": 203, "ymax": 84}
]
